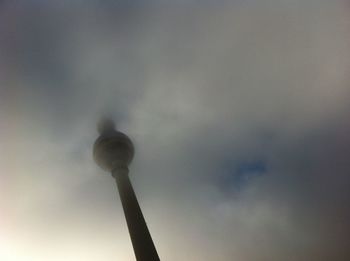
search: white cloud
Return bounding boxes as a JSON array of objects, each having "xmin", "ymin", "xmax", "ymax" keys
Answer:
[{"xmin": 0, "ymin": 0, "xmax": 349, "ymax": 260}]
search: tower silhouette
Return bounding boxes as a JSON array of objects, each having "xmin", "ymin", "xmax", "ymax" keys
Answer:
[{"xmin": 93, "ymin": 119, "xmax": 160, "ymax": 261}]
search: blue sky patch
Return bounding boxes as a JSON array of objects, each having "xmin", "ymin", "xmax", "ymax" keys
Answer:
[{"xmin": 220, "ymin": 160, "xmax": 267, "ymax": 191}]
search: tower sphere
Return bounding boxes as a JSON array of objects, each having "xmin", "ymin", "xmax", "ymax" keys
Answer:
[{"xmin": 93, "ymin": 119, "xmax": 134, "ymax": 172}]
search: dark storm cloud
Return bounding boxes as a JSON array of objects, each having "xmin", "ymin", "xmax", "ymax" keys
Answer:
[{"xmin": 0, "ymin": 0, "xmax": 350, "ymax": 260}]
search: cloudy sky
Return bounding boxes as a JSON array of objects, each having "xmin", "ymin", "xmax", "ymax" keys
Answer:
[{"xmin": 1, "ymin": 0, "xmax": 350, "ymax": 260}]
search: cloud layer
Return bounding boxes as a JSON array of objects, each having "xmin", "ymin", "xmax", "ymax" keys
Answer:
[{"xmin": 1, "ymin": 1, "xmax": 350, "ymax": 260}]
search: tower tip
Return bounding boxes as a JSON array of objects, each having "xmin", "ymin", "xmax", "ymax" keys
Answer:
[{"xmin": 97, "ymin": 117, "xmax": 115, "ymax": 134}]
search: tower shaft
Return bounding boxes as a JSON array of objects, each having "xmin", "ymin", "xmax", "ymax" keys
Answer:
[{"xmin": 113, "ymin": 168, "xmax": 160, "ymax": 261}]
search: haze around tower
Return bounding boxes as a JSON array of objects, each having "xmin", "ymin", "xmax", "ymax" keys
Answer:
[{"xmin": 0, "ymin": 0, "xmax": 350, "ymax": 260}]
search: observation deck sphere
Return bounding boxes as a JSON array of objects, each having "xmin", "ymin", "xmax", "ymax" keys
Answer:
[{"xmin": 93, "ymin": 120, "xmax": 134, "ymax": 172}]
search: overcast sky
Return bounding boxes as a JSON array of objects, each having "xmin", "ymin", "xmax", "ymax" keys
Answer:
[{"xmin": 1, "ymin": 0, "xmax": 350, "ymax": 260}]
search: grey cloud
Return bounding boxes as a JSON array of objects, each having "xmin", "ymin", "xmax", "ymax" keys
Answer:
[{"xmin": 0, "ymin": 1, "xmax": 350, "ymax": 260}]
